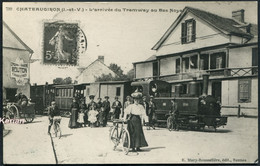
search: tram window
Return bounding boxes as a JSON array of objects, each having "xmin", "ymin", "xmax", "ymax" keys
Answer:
[
  {"xmin": 68, "ymin": 89, "xmax": 71, "ymax": 97},
  {"xmin": 116, "ymin": 87, "xmax": 121, "ymax": 96},
  {"xmin": 66, "ymin": 89, "xmax": 68, "ymax": 97}
]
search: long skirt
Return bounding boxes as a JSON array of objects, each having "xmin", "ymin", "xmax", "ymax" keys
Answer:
[
  {"xmin": 127, "ymin": 115, "xmax": 148, "ymax": 148},
  {"xmin": 98, "ymin": 111, "xmax": 104, "ymax": 124},
  {"xmin": 68, "ymin": 108, "xmax": 78, "ymax": 128}
]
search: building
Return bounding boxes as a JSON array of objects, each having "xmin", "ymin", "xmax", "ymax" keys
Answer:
[
  {"xmin": 3, "ymin": 21, "xmax": 34, "ymax": 102},
  {"xmin": 133, "ymin": 7, "xmax": 258, "ymax": 116},
  {"xmin": 76, "ymin": 56, "xmax": 117, "ymax": 84}
]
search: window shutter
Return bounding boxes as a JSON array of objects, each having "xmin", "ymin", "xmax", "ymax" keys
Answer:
[
  {"xmin": 192, "ymin": 19, "xmax": 196, "ymax": 42},
  {"xmin": 181, "ymin": 23, "xmax": 187, "ymax": 44}
]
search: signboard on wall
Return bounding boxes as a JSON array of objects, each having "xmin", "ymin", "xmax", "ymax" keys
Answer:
[
  {"xmin": 11, "ymin": 58, "xmax": 29, "ymax": 85},
  {"xmin": 43, "ymin": 21, "xmax": 87, "ymax": 66}
]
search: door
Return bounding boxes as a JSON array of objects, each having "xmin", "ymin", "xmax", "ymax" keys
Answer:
[
  {"xmin": 212, "ymin": 82, "xmax": 221, "ymax": 102},
  {"xmin": 6, "ymin": 88, "xmax": 17, "ymax": 102}
]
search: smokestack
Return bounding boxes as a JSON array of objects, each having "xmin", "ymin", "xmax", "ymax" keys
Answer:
[
  {"xmin": 98, "ymin": 56, "xmax": 104, "ymax": 63},
  {"xmin": 202, "ymin": 74, "xmax": 209, "ymax": 96},
  {"xmin": 232, "ymin": 9, "xmax": 245, "ymax": 23}
]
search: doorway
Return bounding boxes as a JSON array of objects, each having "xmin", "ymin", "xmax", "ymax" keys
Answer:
[{"xmin": 6, "ymin": 88, "xmax": 17, "ymax": 102}]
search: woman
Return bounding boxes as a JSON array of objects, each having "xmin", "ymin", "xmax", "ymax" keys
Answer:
[
  {"xmin": 122, "ymin": 96, "xmax": 132, "ymax": 118},
  {"xmin": 68, "ymin": 97, "xmax": 79, "ymax": 129},
  {"xmin": 123, "ymin": 92, "xmax": 148, "ymax": 152}
]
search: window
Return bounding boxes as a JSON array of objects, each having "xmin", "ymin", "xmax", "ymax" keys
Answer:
[
  {"xmin": 153, "ymin": 62, "xmax": 158, "ymax": 77},
  {"xmin": 86, "ymin": 88, "xmax": 90, "ymax": 95},
  {"xmin": 190, "ymin": 55, "xmax": 198, "ymax": 69},
  {"xmin": 200, "ymin": 54, "xmax": 209, "ymax": 70},
  {"xmin": 238, "ymin": 79, "xmax": 251, "ymax": 103},
  {"xmin": 176, "ymin": 58, "xmax": 180, "ymax": 73},
  {"xmin": 182, "ymin": 57, "xmax": 189, "ymax": 72},
  {"xmin": 181, "ymin": 19, "xmax": 196, "ymax": 44},
  {"xmin": 210, "ymin": 52, "xmax": 226, "ymax": 69},
  {"xmin": 116, "ymin": 87, "xmax": 121, "ymax": 96}
]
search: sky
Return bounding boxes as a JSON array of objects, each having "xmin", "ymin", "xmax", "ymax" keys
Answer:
[{"xmin": 3, "ymin": 1, "xmax": 258, "ymax": 84}]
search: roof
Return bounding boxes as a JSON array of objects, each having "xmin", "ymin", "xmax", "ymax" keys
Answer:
[
  {"xmin": 3, "ymin": 21, "xmax": 34, "ymax": 53},
  {"xmin": 152, "ymin": 6, "xmax": 255, "ymax": 50},
  {"xmin": 133, "ymin": 55, "xmax": 157, "ymax": 64},
  {"xmin": 75, "ymin": 58, "xmax": 117, "ymax": 79}
]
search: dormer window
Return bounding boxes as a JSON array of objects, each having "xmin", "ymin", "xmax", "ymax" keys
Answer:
[{"xmin": 181, "ymin": 19, "xmax": 196, "ymax": 44}]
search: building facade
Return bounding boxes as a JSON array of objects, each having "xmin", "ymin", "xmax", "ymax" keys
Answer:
[
  {"xmin": 133, "ymin": 7, "xmax": 258, "ymax": 116},
  {"xmin": 76, "ymin": 56, "xmax": 117, "ymax": 84},
  {"xmin": 3, "ymin": 21, "xmax": 33, "ymax": 102}
]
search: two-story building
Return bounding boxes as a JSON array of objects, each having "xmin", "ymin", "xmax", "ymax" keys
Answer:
[
  {"xmin": 133, "ymin": 7, "xmax": 258, "ymax": 116},
  {"xmin": 3, "ymin": 21, "xmax": 34, "ymax": 102}
]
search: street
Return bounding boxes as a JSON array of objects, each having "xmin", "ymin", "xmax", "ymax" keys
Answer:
[{"xmin": 3, "ymin": 116, "xmax": 258, "ymax": 164}]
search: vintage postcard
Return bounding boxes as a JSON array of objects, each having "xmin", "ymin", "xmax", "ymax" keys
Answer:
[{"xmin": 2, "ymin": 1, "xmax": 258, "ymax": 164}]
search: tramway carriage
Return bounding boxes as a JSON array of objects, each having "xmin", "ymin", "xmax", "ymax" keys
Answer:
[{"xmin": 131, "ymin": 74, "xmax": 228, "ymax": 131}]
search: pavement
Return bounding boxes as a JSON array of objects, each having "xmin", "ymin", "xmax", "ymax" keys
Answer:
[{"xmin": 2, "ymin": 115, "xmax": 258, "ymax": 164}]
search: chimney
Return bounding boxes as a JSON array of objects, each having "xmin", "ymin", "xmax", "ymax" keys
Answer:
[
  {"xmin": 232, "ymin": 9, "xmax": 245, "ymax": 23},
  {"xmin": 98, "ymin": 56, "xmax": 104, "ymax": 63}
]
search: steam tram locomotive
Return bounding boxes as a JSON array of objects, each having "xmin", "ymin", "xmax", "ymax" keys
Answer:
[{"xmin": 131, "ymin": 74, "xmax": 228, "ymax": 131}]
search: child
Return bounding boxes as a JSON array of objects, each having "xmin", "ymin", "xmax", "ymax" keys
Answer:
[
  {"xmin": 88, "ymin": 108, "xmax": 98, "ymax": 128},
  {"xmin": 78, "ymin": 109, "xmax": 85, "ymax": 127}
]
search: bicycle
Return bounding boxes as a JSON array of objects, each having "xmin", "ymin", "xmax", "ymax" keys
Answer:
[
  {"xmin": 167, "ymin": 113, "xmax": 179, "ymax": 131},
  {"xmin": 53, "ymin": 116, "xmax": 62, "ymax": 138},
  {"xmin": 109, "ymin": 119, "xmax": 130, "ymax": 155}
]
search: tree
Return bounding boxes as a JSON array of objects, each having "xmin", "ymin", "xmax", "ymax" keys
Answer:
[
  {"xmin": 53, "ymin": 77, "xmax": 63, "ymax": 84},
  {"xmin": 95, "ymin": 64, "xmax": 134, "ymax": 82},
  {"xmin": 53, "ymin": 77, "xmax": 73, "ymax": 84}
]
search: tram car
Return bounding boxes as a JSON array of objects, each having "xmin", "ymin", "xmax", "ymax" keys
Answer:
[
  {"xmin": 131, "ymin": 74, "xmax": 227, "ymax": 131},
  {"xmin": 30, "ymin": 81, "xmax": 132, "ymax": 114}
]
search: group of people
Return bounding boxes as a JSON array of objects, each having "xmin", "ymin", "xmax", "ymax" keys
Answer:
[{"xmin": 68, "ymin": 95, "xmax": 112, "ymax": 128}]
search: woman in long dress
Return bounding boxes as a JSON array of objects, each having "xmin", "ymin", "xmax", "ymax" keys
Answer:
[
  {"xmin": 68, "ymin": 98, "xmax": 79, "ymax": 128},
  {"xmin": 123, "ymin": 92, "xmax": 148, "ymax": 152}
]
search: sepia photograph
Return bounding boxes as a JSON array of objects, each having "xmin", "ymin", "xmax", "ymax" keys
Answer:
[{"xmin": 2, "ymin": 1, "xmax": 258, "ymax": 164}]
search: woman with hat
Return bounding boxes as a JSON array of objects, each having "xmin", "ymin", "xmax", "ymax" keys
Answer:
[
  {"xmin": 68, "ymin": 97, "xmax": 79, "ymax": 129},
  {"xmin": 123, "ymin": 92, "xmax": 148, "ymax": 152},
  {"xmin": 112, "ymin": 96, "xmax": 122, "ymax": 120}
]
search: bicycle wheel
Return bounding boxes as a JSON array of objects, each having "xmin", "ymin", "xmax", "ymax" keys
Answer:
[
  {"xmin": 109, "ymin": 126, "xmax": 119, "ymax": 150},
  {"xmin": 167, "ymin": 117, "xmax": 173, "ymax": 131},
  {"xmin": 55, "ymin": 123, "xmax": 62, "ymax": 139},
  {"xmin": 121, "ymin": 129, "xmax": 130, "ymax": 155},
  {"xmin": 9, "ymin": 105, "xmax": 19, "ymax": 119}
]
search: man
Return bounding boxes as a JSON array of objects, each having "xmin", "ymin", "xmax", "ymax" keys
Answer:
[
  {"xmin": 148, "ymin": 96, "xmax": 157, "ymax": 129},
  {"xmin": 141, "ymin": 96, "xmax": 149, "ymax": 119},
  {"xmin": 87, "ymin": 95, "xmax": 97, "ymax": 126},
  {"xmin": 112, "ymin": 96, "xmax": 122, "ymax": 120},
  {"xmin": 170, "ymin": 99, "xmax": 179, "ymax": 131},
  {"xmin": 102, "ymin": 96, "xmax": 110, "ymax": 127},
  {"xmin": 48, "ymin": 101, "xmax": 60, "ymax": 134}
]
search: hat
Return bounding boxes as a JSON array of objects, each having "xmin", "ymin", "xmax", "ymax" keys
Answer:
[
  {"xmin": 97, "ymin": 97, "xmax": 102, "ymax": 100},
  {"xmin": 131, "ymin": 92, "xmax": 143, "ymax": 99},
  {"xmin": 150, "ymin": 95, "xmax": 154, "ymax": 98},
  {"xmin": 89, "ymin": 95, "xmax": 95, "ymax": 99},
  {"xmin": 104, "ymin": 96, "xmax": 109, "ymax": 99},
  {"xmin": 51, "ymin": 101, "xmax": 56, "ymax": 105},
  {"xmin": 126, "ymin": 96, "xmax": 131, "ymax": 99},
  {"xmin": 115, "ymin": 96, "xmax": 119, "ymax": 99},
  {"xmin": 142, "ymin": 95, "xmax": 147, "ymax": 99}
]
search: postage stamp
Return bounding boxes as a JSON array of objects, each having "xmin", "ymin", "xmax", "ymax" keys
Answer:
[{"xmin": 43, "ymin": 21, "xmax": 87, "ymax": 66}]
